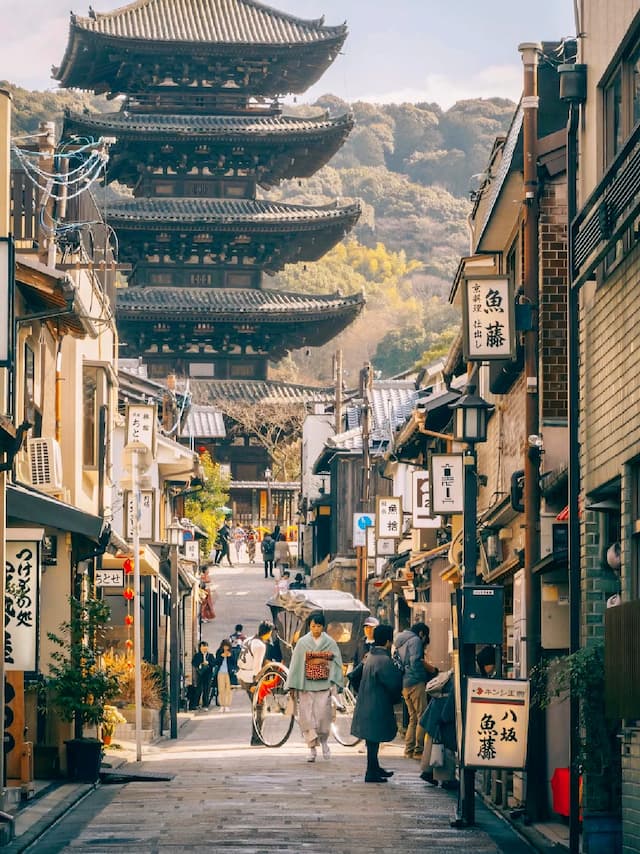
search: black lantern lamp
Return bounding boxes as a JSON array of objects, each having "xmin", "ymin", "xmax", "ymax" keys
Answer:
[{"xmin": 450, "ymin": 385, "xmax": 494, "ymax": 444}]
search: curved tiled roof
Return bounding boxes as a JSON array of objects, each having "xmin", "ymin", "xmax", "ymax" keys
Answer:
[
  {"xmin": 63, "ymin": 110, "xmax": 353, "ymax": 139},
  {"xmin": 116, "ymin": 286, "xmax": 364, "ymax": 319},
  {"xmin": 189, "ymin": 378, "xmax": 333, "ymax": 405},
  {"xmin": 105, "ymin": 197, "xmax": 361, "ymax": 227},
  {"xmin": 69, "ymin": 0, "xmax": 346, "ymax": 45}
]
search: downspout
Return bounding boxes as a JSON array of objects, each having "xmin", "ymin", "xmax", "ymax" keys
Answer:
[
  {"xmin": 55, "ymin": 340, "xmax": 63, "ymax": 444},
  {"xmin": 519, "ymin": 42, "xmax": 544, "ymax": 821}
]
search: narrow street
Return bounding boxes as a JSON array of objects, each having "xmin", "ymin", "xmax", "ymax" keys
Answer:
[{"xmin": 28, "ymin": 560, "xmax": 533, "ymax": 854}]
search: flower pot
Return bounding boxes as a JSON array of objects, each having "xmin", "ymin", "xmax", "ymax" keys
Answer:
[
  {"xmin": 65, "ymin": 738, "xmax": 103, "ymax": 783},
  {"xmin": 102, "ymin": 733, "xmax": 112, "ymax": 745}
]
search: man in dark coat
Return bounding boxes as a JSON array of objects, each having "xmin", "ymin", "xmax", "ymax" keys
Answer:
[{"xmin": 351, "ymin": 623, "xmax": 403, "ymax": 782}]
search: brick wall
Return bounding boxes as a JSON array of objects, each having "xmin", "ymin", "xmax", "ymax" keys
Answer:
[{"xmin": 539, "ymin": 177, "xmax": 568, "ymax": 421}]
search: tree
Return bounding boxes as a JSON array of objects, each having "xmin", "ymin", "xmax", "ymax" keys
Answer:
[{"xmin": 183, "ymin": 451, "xmax": 230, "ymax": 553}]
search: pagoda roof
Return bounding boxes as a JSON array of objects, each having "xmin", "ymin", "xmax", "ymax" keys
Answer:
[
  {"xmin": 116, "ymin": 286, "xmax": 364, "ymax": 321},
  {"xmin": 106, "ymin": 197, "xmax": 360, "ymax": 229},
  {"xmin": 62, "ymin": 109, "xmax": 354, "ymax": 185},
  {"xmin": 189, "ymin": 378, "xmax": 334, "ymax": 406},
  {"xmin": 54, "ymin": 0, "xmax": 347, "ymax": 94}
]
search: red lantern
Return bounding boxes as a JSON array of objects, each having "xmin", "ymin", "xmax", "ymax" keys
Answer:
[
  {"xmin": 123, "ymin": 558, "xmax": 134, "ymax": 574},
  {"xmin": 125, "ymin": 639, "xmax": 133, "ymax": 649},
  {"xmin": 123, "ymin": 587, "xmax": 134, "ymax": 601},
  {"xmin": 125, "ymin": 615, "xmax": 134, "ymax": 626}
]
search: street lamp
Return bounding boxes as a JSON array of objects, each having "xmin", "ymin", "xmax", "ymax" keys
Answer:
[
  {"xmin": 168, "ymin": 517, "xmax": 184, "ymax": 740},
  {"xmin": 449, "ymin": 384, "xmax": 493, "ymax": 827},
  {"xmin": 264, "ymin": 466, "xmax": 273, "ymax": 525}
]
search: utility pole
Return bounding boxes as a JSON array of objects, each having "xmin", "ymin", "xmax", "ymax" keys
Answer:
[
  {"xmin": 357, "ymin": 363, "xmax": 372, "ymax": 603},
  {"xmin": 519, "ymin": 42, "xmax": 544, "ymax": 821}
]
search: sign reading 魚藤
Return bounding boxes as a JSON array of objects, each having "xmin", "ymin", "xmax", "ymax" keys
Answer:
[
  {"xmin": 462, "ymin": 276, "xmax": 515, "ymax": 361},
  {"xmin": 5, "ymin": 538, "xmax": 40, "ymax": 671},
  {"xmin": 376, "ymin": 497, "xmax": 403, "ymax": 539},
  {"xmin": 353, "ymin": 513, "xmax": 375, "ymax": 547},
  {"xmin": 430, "ymin": 454, "xmax": 464, "ymax": 515},
  {"xmin": 464, "ymin": 678, "xmax": 529, "ymax": 769},
  {"xmin": 412, "ymin": 470, "xmax": 441, "ymax": 528}
]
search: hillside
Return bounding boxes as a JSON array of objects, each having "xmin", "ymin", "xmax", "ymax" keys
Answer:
[{"xmin": 5, "ymin": 81, "xmax": 515, "ymax": 382}]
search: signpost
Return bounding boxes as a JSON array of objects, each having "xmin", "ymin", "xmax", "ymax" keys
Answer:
[
  {"xmin": 430, "ymin": 453, "xmax": 464, "ymax": 515},
  {"xmin": 376, "ymin": 497, "xmax": 403, "ymax": 538},
  {"xmin": 464, "ymin": 678, "xmax": 530, "ymax": 770},
  {"xmin": 462, "ymin": 276, "xmax": 515, "ymax": 362}
]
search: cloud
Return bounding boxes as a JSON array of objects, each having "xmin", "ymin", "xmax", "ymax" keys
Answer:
[{"xmin": 354, "ymin": 64, "xmax": 522, "ymax": 109}]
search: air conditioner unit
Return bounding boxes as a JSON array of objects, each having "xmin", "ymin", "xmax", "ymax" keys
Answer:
[{"xmin": 28, "ymin": 437, "xmax": 63, "ymax": 493}]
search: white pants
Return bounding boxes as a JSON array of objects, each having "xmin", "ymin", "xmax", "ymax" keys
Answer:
[{"xmin": 297, "ymin": 689, "xmax": 332, "ymax": 747}]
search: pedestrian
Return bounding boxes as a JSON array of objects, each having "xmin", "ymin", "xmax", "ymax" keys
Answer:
[
  {"xmin": 229, "ymin": 623, "xmax": 246, "ymax": 685},
  {"xmin": 274, "ymin": 533, "xmax": 291, "ymax": 576},
  {"xmin": 246, "ymin": 527, "xmax": 258, "ymax": 563},
  {"xmin": 261, "ymin": 533, "xmax": 275, "ymax": 578},
  {"xmin": 214, "ymin": 520, "xmax": 233, "ymax": 566},
  {"xmin": 394, "ymin": 621, "xmax": 438, "ymax": 759},
  {"xmin": 419, "ymin": 669, "xmax": 457, "ymax": 789},
  {"xmin": 284, "ymin": 611, "xmax": 344, "ymax": 762},
  {"xmin": 289, "ymin": 572, "xmax": 307, "ymax": 590},
  {"xmin": 233, "ymin": 525, "xmax": 246, "ymax": 563},
  {"xmin": 354, "ymin": 615, "xmax": 379, "ymax": 667},
  {"xmin": 237, "ymin": 620, "xmax": 274, "ymax": 745},
  {"xmin": 350, "ymin": 623, "xmax": 402, "ymax": 782},
  {"xmin": 191, "ymin": 640, "xmax": 216, "ymax": 710},
  {"xmin": 215, "ymin": 639, "xmax": 236, "ymax": 712},
  {"xmin": 199, "ymin": 572, "xmax": 216, "ymax": 623},
  {"xmin": 476, "ymin": 645, "xmax": 496, "ymax": 677},
  {"xmin": 275, "ymin": 569, "xmax": 290, "ymax": 595}
]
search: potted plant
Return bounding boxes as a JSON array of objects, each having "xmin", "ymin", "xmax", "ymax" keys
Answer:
[
  {"xmin": 47, "ymin": 596, "xmax": 121, "ymax": 782},
  {"xmin": 101, "ymin": 705, "xmax": 126, "ymax": 745}
]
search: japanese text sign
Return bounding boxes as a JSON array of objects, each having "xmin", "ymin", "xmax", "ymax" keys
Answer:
[
  {"xmin": 184, "ymin": 540, "xmax": 199, "ymax": 563},
  {"xmin": 126, "ymin": 403, "xmax": 156, "ymax": 452},
  {"xmin": 96, "ymin": 569, "xmax": 124, "ymax": 588},
  {"xmin": 126, "ymin": 490, "xmax": 154, "ymax": 540},
  {"xmin": 376, "ymin": 497, "xmax": 403, "ymax": 539},
  {"xmin": 353, "ymin": 513, "xmax": 375, "ymax": 548},
  {"xmin": 412, "ymin": 470, "xmax": 441, "ymax": 528},
  {"xmin": 5, "ymin": 540, "xmax": 40, "ymax": 671},
  {"xmin": 462, "ymin": 276, "xmax": 515, "ymax": 361},
  {"xmin": 464, "ymin": 678, "xmax": 529, "ymax": 769},
  {"xmin": 430, "ymin": 454, "xmax": 464, "ymax": 515}
]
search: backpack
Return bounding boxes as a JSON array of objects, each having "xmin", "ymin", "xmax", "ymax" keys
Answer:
[
  {"xmin": 262, "ymin": 536, "xmax": 275, "ymax": 558},
  {"xmin": 392, "ymin": 647, "xmax": 406, "ymax": 675},
  {"xmin": 237, "ymin": 636, "xmax": 256, "ymax": 670}
]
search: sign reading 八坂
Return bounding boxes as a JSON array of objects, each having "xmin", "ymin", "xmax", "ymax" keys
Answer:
[
  {"xmin": 464, "ymin": 678, "xmax": 529, "ymax": 769},
  {"xmin": 376, "ymin": 497, "xmax": 403, "ymax": 539},
  {"xmin": 462, "ymin": 276, "xmax": 515, "ymax": 361}
]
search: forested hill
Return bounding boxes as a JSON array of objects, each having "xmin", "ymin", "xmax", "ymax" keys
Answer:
[{"xmin": 4, "ymin": 82, "xmax": 515, "ymax": 383}]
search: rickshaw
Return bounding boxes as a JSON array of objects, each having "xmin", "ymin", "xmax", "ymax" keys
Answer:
[{"xmin": 252, "ymin": 589, "xmax": 370, "ymax": 748}]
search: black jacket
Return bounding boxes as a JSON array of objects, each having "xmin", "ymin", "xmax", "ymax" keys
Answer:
[{"xmin": 351, "ymin": 647, "xmax": 403, "ymax": 743}]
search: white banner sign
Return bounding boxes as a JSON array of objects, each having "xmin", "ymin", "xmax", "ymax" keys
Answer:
[
  {"xmin": 430, "ymin": 454, "xmax": 465, "ymax": 515},
  {"xmin": 376, "ymin": 497, "xmax": 403, "ymax": 538},
  {"xmin": 463, "ymin": 276, "xmax": 515, "ymax": 361},
  {"xmin": 412, "ymin": 471, "xmax": 442, "ymax": 528},
  {"xmin": 5, "ymin": 540, "xmax": 39, "ymax": 671},
  {"xmin": 377, "ymin": 538, "xmax": 396, "ymax": 556},
  {"xmin": 184, "ymin": 540, "xmax": 200, "ymax": 563},
  {"xmin": 126, "ymin": 490, "xmax": 154, "ymax": 540},
  {"xmin": 353, "ymin": 513, "xmax": 375, "ymax": 547},
  {"xmin": 464, "ymin": 678, "xmax": 529, "ymax": 769},
  {"xmin": 126, "ymin": 403, "xmax": 156, "ymax": 452},
  {"xmin": 96, "ymin": 568, "xmax": 124, "ymax": 588}
]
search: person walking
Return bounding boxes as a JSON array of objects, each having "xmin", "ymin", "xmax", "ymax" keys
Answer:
[
  {"xmin": 214, "ymin": 520, "xmax": 233, "ymax": 567},
  {"xmin": 284, "ymin": 611, "xmax": 344, "ymax": 762},
  {"xmin": 229, "ymin": 623, "xmax": 246, "ymax": 685},
  {"xmin": 394, "ymin": 621, "xmax": 438, "ymax": 759},
  {"xmin": 351, "ymin": 623, "xmax": 403, "ymax": 782},
  {"xmin": 237, "ymin": 621, "xmax": 274, "ymax": 745},
  {"xmin": 274, "ymin": 533, "xmax": 291, "ymax": 576},
  {"xmin": 261, "ymin": 533, "xmax": 275, "ymax": 578},
  {"xmin": 233, "ymin": 525, "xmax": 246, "ymax": 563},
  {"xmin": 191, "ymin": 640, "xmax": 216, "ymax": 710},
  {"xmin": 215, "ymin": 639, "xmax": 236, "ymax": 712},
  {"xmin": 246, "ymin": 527, "xmax": 258, "ymax": 563},
  {"xmin": 353, "ymin": 615, "xmax": 379, "ymax": 667}
]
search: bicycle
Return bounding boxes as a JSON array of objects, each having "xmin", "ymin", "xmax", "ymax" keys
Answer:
[{"xmin": 252, "ymin": 661, "xmax": 361, "ymax": 748}]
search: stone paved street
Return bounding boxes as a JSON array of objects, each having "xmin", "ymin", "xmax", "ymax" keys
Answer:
[{"xmin": 29, "ymin": 562, "xmax": 533, "ymax": 853}]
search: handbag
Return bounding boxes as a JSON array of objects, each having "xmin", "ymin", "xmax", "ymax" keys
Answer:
[
  {"xmin": 426, "ymin": 669, "xmax": 453, "ymax": 697},
  {"xmin": 304, "ymin": 650, "xmax": 334, "ymax": 680},
  {"xmin": 430, "ymin": 742, "xmax": 445, "ymax": 768}
]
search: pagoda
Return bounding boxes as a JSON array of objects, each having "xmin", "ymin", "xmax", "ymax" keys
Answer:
[{"xmin": 55, "ymin": 0, "xmax": 363, "ymax": 390}]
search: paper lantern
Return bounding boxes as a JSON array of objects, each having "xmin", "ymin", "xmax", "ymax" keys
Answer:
[
  {"xmin": 123, "ymin": 558, "xmax": 134, "ymax": 574},
  {"xmin": 123, "ymin": 587, "xmax": 134, "ymax": 601},
  {"xmin": 125, "ymin": 615, "xmax": 134, "ymax": 626}
]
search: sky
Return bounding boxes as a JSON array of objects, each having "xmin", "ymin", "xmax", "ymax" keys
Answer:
[{"xmin": 3, "ymin": 0, "xmax": 576, "ymax": 109}]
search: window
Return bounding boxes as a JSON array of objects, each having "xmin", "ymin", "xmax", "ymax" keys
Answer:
[
  {"xmin": 229, "ymin": 363, "xmax": 257, "ymax": 378},
  {"xmin": 188, "ymin": 362, "xmax": 215, "ymax": 377},
  {"xmin": 604, "ymin": 37, "xmax": 640, "ymax": 166},
  {"xmin": 83, "ymin": 366, "xmax": 98, "ymax": 468}
]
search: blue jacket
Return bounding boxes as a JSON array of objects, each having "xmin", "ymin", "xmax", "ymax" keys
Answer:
[{"xmin": 394, "ymin": 629, "xmax": 430, "ymax": 688}]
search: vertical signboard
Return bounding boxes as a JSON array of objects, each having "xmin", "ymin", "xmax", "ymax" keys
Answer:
[
  {"xmin": 462, "ymin": 276, "xmax": 515, "ymax": 361},
  {"xmin": 376, "ymin": 497, "xmax": 403, "ymax": 538},
  {"xmin": 430, "ymin": 453, "xmax": 464, "ymax": 515},
  {"xmin": 126, "ymin": 490, "xmax": 154, "ymax": 540},
  {"xmin": 5, "ymin": 537, "xmax": 40, "ymax": 672},
  {"xmin": 464, "ymin": 678, "xmax": 530, "ymax": 769},
  {"xmin": 126, "ymin": 403, "xmax": 156, "ymax": 453},
  {"xmin": 412, "ymin": 470, "xmax": 441, "ymax": 528}
]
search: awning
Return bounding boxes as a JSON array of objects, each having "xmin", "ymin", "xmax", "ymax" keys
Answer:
[
  {"xmin": 102, "ymin": 544, "xmax": 161, "ymax": 576},
  {"xmin": 7, "ymin": 482, "xmax": 105, "ymax": 541}
]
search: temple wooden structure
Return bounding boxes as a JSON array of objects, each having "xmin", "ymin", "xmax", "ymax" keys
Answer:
[{"xmin": 55, "ymin": 0, "xmax": 362, "ymax": 523}]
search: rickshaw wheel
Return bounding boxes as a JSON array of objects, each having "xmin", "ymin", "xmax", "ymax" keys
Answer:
[
  {"xmin": 252, "ymin": 665, "xmax": 295, "ymax": 747},
  {"xmin": 331, "ymin": 684, "xmax": 361, "ymax": 746}
]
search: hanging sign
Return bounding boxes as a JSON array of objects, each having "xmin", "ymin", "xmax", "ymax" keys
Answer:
[
  {"xmin": 464, "ymin": 678, "xmax": 530, "ymax": 769},
  {"xmin": 95, "ymin": 568, "xmax": 125, "ymax": 588},
  {"xmin": 353, "ymin": 513, "xmax": 375, "ymax": 547},
  {"xmin": 412, "ymin": 471, "xmax": 441, "ymax": 528},
  {"xmin": 125, "ymin": 403, "xmax": 157, "ymax": 452},
  {"xmin": 184, "ymin": 540, "xmax": 199, "ymax": 563},
  {"xmin": 5, "ymin": 537, "xmax": 41, "ymax": 671},
  {"xmin": 462, "ymin": 276, "xmax": 515, "ymax": 361},
  {"xmin": 125, "ymin": 490, "xmax": 154, "ymax": 540},
  {"xmin": 377, "ymin": 538, "xmax": 396, "ymax": 556},
  {"xmin": 376, "ymin": 497, "xmax": 403, "ymax": 538},
  {"xmin": 430, "ymin": 454, "xmax": 464, "ymax": 515}
]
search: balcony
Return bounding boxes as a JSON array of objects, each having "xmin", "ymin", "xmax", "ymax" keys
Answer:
[{"xmin": 572, "ymin": 121, "xmax": 640, "ymax": 289}]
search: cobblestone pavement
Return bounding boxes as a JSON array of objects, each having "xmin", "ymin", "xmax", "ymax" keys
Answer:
[{"xmin": 30, "ymin": 563, "xmax": 533, "ymax": 854}]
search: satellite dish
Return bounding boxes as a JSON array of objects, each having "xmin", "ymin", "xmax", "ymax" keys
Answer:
[{"xmin": 606, "ymin": 542, "xmax": 621, "ymax": 571}]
